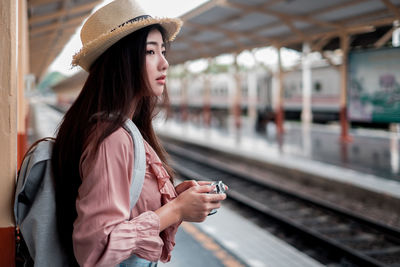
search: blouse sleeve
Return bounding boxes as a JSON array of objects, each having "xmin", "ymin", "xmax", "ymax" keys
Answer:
[{"xmin": 73, "ymin": 128, "xmax": 164, "ymax": 267}]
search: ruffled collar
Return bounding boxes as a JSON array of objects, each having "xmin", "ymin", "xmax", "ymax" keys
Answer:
[
  {"xmin": 143, "ymin": 141, "xmax": 176, "ymax": 202},
  {"xmin": 143, "ymin": 141, "xmax": 180, "ymax": 262}
]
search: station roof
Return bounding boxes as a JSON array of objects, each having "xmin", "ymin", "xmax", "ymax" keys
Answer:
[
  {"xmin": 28, "ymin": 0, "xmax": 101, "ymax": 80},
  {"xmin": 167, "ymin": 0, "xmax": 400, "ymax": 65}
]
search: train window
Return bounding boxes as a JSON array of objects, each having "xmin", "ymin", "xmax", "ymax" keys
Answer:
[{"xmin": 314, "ymin": 81, "xmax": 322, "ymax": 92}]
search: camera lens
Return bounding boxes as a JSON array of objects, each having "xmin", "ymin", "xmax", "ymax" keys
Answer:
[{"xmin": 208, "ymin": 181, "xmax": 226, "ymax": 216}]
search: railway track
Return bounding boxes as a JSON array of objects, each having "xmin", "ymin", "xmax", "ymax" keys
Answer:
[{"xmin": 164, "ymin": 142, "xmax": 400, "ymax": 267}]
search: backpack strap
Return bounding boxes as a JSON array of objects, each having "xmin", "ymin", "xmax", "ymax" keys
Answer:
[{"xmin": 122, "ymin": 119, "xmax": 146, "ymax": 211}]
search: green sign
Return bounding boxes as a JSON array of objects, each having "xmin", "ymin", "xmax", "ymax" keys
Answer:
[{"xmin": 348, "ymin": 47, "xmax": 400, "ymax": 123}]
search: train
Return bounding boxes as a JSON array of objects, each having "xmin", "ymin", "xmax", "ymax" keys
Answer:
[{"xmin": 167, "ymin": 63, "xmax": 341, "ymax": 127}]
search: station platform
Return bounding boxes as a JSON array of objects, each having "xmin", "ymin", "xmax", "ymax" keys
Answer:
[
  {"xmin": 159, "ymin": 204, "xmax": 323, "ymax": 267},
  {"xmin": 30, "ymin": 100, "xmax": 327, "ymax": 266},
  {"xmin": 154, "ymin": 118, "xmax": 400, "ymax": 201}
]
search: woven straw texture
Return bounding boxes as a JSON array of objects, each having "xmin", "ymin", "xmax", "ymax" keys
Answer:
[{"xmin": 72, "ymin": 0, "xmax": 182, "ymax": 71}]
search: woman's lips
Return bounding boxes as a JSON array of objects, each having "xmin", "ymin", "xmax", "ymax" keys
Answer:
[{"xmin": 156, "ymin": 75, "xmax": 166, "ymax": 85}]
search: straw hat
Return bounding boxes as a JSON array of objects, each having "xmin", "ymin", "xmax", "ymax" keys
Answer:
[{"xmin": 72, "ymin": 0, "xmax": 182, "ymax": 72}]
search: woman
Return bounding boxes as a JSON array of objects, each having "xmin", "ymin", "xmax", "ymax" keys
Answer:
[{"xmin": 51, "ymin": 0, "xmax": 227, "ymax": 266}]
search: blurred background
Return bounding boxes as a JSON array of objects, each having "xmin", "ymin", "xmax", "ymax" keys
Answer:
[{"xmin": 1, "ymin": 0, "xmax": 400, "ymax": 266}]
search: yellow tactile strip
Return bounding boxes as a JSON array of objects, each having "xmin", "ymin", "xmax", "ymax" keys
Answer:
[{"xmin": 181, "ymin": 222, "xmax": 245, "ymax": 267}]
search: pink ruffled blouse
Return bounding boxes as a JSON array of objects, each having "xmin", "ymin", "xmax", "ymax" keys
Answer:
[{"xmin": 73, "ymin": 127, "xmax": 180, "ymax": 267}]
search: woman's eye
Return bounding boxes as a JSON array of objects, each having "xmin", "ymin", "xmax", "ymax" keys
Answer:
[
  {"xmin": 146, "ymin": 50, "xmax": 155, "ymax": 55},
  {"xmin": 162, "ymin": 50, "xmax": 166, "ymax": 56}
]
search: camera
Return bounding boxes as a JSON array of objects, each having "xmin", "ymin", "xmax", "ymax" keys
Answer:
[
  {"xmin": 209, "ymin": 180, "xmax": 226, "ymax": 194},
  {"xmin": 208, "ymin": 181, "xmax": 226, "ymax": 216}
]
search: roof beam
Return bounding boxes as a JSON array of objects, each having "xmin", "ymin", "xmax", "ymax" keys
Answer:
[
  {"xmin": 203, "ymin": 2, "xmax": 306, "ymax": 42},
  {"xmin": 338, "ymin": 9, "xmax": 391, "ymax": 26},
  {"xmin": 31, "ymin": 43, "xmax": 66, "ymax": 53},
  {"xmin": 182, "ymin": 21, "xmax": 272, "ymax": 47},
  {"xmin": 185, "ymin": 0, "xmax": 294, "ymax": 43},
  {"xmin": 220, "ymin": 1, "xmax": 341, "ymax": 30},
  {"xmin": 280, "ymin": 24, "xmax": 375, "ymax": 47},
  {"xmin": 31, "ymin": 30, "xmax": 74, "ymax": 48},
  {"xmin": 37, "ymin": 0, "xmax": 70, "ymax": 79},
  {"xmin": 29, "ymin": 1, "xmax": 98, "ymax": 25},
  {"xmin": 307, "ymin": 0, "xmax": 368, "ymax": 16},
  {"xmin": 181, "ymin": 0, "xmax": 221, "ymax": 21},
  {"xmin": 311, "ymin": 35, "xmax": 332, "ymax": 51},
  {"xmin": 280, "ymin": 17, "xmax": 306, "ymax": 41},
  {"xmin": 30, "ymin": 15, "xmax": 82, "ymax": 36},
  {"xmin": 30, "ymin": 26, "xmax": 76, "ymax": 44},
  {"xmin": 279, "ymin": 15, "xmax": 397, "ymax": 48},
  {"xmin": 212, "ymin": 0, "xmax": 274, "ymax": 27},
  {"xmin": 169, "ymin": 0, "xmax": 400, "ymax": 65},
  {"xmin": 30, "ymin": 0, "xmax": 62, "ymax": 7},
  {"xmin": 374, "ymin": 26, "xmax": 396, "ymax": 48},
  {"xmin": 340, "ymin": 14, "xmax": 395, "ymax": 29},
  {"xmin": 380, "ymin": 0, "xmax": 400, "ymax": 20},
  {"xmin": 30, "ymin": 32, "xmax": 56, "ymax": 45},
  {"xmin": 170, "ymin": 37, "xmax": 272, "ymax": 65},
  {"xmin": 170, "ymin": 33, "xmax": 280, "ymax": 65}
]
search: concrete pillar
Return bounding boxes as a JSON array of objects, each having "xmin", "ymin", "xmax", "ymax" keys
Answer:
[
  {"xmin": 17, "ymin": 0, "xmax": 30, "ymax": 168},
  {"xmin": 301, "ymin": 42, "xmax": 312, "ymax": 124},
  {"xmin": 0, "ymin": 0, "xmax": 18, "ymax": 265}
]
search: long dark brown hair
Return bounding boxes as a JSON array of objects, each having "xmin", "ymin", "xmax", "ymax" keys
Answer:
[{"xmin": 51, "ymin": 24, "xmax": 174, "ymax": 264}]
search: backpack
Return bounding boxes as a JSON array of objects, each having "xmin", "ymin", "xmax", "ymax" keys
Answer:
[{"xmin": 14, "ymin": 119, "xmax": 146, "ymax": 267}]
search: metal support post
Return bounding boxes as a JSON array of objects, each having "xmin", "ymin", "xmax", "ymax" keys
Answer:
[
  {"xmin": 275, "ymin": 46, "xmax": 284, "ymax": 135},
  {"xmin": 301, "ymin": 42, "xmax": 312, "ymax": 124},
  {"xmin": 232, "ymin": 54, "xmax": 242, "ymax": 130},
  {"xmin": 339, "ymin": 34, "xmax": 352, "ymax": 143}
]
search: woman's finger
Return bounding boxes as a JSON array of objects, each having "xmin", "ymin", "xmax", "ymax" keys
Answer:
[
  {"xmin": 175, "ymin": 180, "xmax": 199, "ymax": 194},
  {"xmin": 196, "ymin": 181, "xmax": 212, "ymax": 185},
  {"xmin": 192, "ymin": 184, "xmax": 215, "ymax": 194},
  {"xmin": 207, "ymin": 193, "xmax": 227, "ymax": 202}
]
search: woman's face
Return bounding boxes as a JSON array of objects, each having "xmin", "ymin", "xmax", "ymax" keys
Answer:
[{"xmin": 145, "ymin": 29, "xmax": 169, "ymax": 96}]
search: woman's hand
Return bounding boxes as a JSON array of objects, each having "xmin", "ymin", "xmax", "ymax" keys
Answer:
[
  {"xmin": 156, "ymin": 182, "xmax": 227, "ymax": 231},
  {"xmin": 175, "ymin": 180, "xmax": 211, "ymax": 195},
  {"xmin": 174, "ymin": 184, "xmax": 226, "ymax": 222}
]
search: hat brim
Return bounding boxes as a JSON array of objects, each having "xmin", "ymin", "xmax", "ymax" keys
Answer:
[{"xmin": 72, "ymin": 17, "xmax": 182, "ymax": 72}]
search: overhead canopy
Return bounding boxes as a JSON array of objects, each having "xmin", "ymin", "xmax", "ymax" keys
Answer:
[
  {"xmin": 28, "ymin": 0, "xmax": 101, "ymax": 80},
  {"xmin": 168, "ymin": 0, "xmax": 400, "ymax": 64}
]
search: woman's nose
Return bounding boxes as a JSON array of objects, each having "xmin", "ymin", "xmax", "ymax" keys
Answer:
[{"xmin": 159, "ymin": 54, "xmax": 169, "ymax": 71}]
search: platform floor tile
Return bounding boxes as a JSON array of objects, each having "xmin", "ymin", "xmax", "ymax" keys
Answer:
[
  {"xmin": 161, "ymin": 204, "xmax": 323, "ymax": 267},
  {"xmin": 198, "ymin": 205, "xmax": 323, "ymax": 267}
]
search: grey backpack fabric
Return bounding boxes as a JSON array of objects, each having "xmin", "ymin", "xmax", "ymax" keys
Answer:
[{"xmin": 14, "ymin": 119, "xmax": 146, "ymax": 267}]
